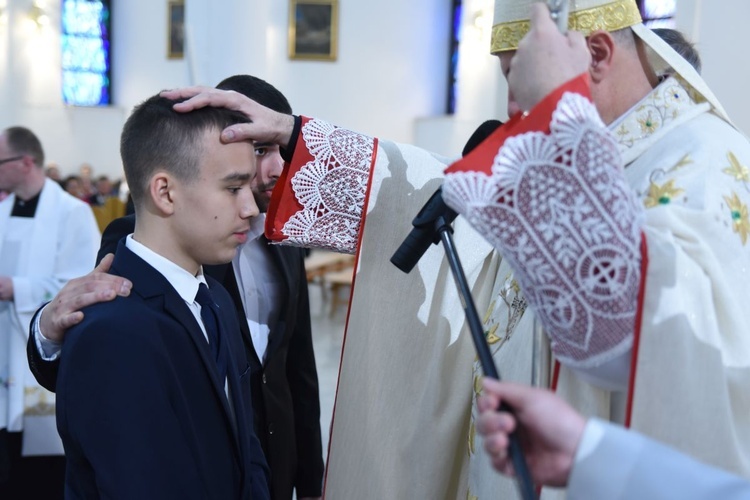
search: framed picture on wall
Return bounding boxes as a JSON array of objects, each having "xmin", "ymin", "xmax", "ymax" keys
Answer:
[
  {"xmin": 288, "ymin": 0, "xmax": 338, "ymax": 61},
  {"xmin": 167, "ymin": 0, "xmax": 185, "ymax": 59}
]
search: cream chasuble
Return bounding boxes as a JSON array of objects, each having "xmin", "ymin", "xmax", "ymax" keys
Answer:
[
  {"xmin": 266, "ymin": 73, "xmax": 750, "ymax": 498},
  {"xmin": 446, "ymin": 75, "xmax": 750, "ymax": 499}
]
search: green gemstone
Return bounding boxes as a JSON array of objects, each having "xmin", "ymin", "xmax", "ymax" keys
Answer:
[
  {"xmin": 732, "ymin": 210, "xmax": 742, "ymax": 220},
  {"xmin": 659, "ymin": 196, "xmax": 670, "ymax": 205}
]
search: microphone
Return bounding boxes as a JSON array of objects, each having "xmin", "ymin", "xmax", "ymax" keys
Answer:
[
  {"xmin": 391, "ymin": 120, "xmax": 503, "ymax": 274},
  {"xmin": 462, "ymin": 119, "xmax": 502, "ymax": 156}
]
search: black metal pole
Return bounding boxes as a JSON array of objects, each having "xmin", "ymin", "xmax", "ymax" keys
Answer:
[{"xmin": 436, "ymin": 215, "xmax": 536, "ymax": 500}]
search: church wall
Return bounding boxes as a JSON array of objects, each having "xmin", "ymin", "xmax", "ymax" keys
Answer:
[
  {"xmin": 0, "ymin": 0, "xmax": 747, "ymax": 179},
  {"xmin": 0, "ymin": 0, "xmax": 451, "ymax": 178},
  {"xmin": 678, "ymin": 0, "xmax": 750, "ymax": 137}
]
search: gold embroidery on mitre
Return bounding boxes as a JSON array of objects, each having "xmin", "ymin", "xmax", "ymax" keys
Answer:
[
  {"xmin": 724, "ymin": 192, "xmax": 750, "ymax": 245},
  {"xmin": 467, "ymin": 492, "xmax": 479, "ymax": 500},
  {"xmin": 491, "ymin": 0, "xmax": 642, "ymax": 53}
]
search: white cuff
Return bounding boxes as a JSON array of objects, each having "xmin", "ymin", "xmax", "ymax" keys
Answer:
[{"xmin": 33, "ymin": 304, "xmax": 62, "ymax": 361}]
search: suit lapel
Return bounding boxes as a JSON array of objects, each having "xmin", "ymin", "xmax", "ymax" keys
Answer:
[
  {"xmin": 211, "ymin": 288, "xmax": 254, "ymax": 499},
  {"xmin": 205, "ymin": 262, "xmax": 262, "ymax": 369},
  {"xmin": 111, "ymin": 242, "xmax": 242, "ymax": 454}
]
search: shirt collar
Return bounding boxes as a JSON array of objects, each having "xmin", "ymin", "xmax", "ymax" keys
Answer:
[
  {"xmin": 247, "ymin": 213, "xmax": 266, "ymax": 243},
  {"xmin": 125, "ymin": 234, "xmax": 207, "ymax": 304}
]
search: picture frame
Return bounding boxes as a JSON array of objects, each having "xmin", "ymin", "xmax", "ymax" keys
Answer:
[
  {"xmin": 288, "ymin": 0, "xmax": 338, "ymax": 61},
  {"xmin": 167, "ymin": 0, "xmax": 185, "ymax": 59}
]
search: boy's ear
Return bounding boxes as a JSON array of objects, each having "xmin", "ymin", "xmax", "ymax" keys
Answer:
[
  {"xmin": 148, "ymin": 172, "xmax": 176, "ymax": 215},
  {"xmin": 587, "ymin": 30, "xmax": 616, "ymax": 84}
]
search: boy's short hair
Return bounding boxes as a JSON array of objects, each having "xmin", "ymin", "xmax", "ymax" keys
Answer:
[{"xmin": 120, "ymin": 94, "xmax": 250, "ymax": 207}]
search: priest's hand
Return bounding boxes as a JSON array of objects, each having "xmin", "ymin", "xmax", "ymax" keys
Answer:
[
  {"xmin": 0, "ymin": 276, "xmax": 13, "ymax": 301},
  {"xmin": 39, "ymin": 253, "xmax": 132, "ymax": 343},
  {"xmin": 476, "ymin": 378, "xmax": 586, "ymax": 487},
  {"xmin": 160, "ymin": 87, "xmax": 296, "ymax": 148},
  {"xmin": 507, "ymin": 2, "xmax": 590, "ymax": 112}
]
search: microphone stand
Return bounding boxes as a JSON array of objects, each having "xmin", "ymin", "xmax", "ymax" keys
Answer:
[{"xmin": 428, "ymin": 213, "xmax": 537, "ymax": 500}]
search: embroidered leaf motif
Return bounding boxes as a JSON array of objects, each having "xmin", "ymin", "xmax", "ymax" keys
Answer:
[
  {"xmin": 482, "ymin": 299, "xmax": 496, "ymax": 325},
  {"xmin": 723, "ymin": 152, "xmax": 750, "ymax": 182},
  {"xmin": 644, "ymin": 179, "xmax": 685, "ymax": 208},
  {"xmin": 673, "ymin": 154, "xmax": 693, "ymax": 170},
  {"xmin": 724, "ymin": 192, "xmax": 749, "ymax": 245},
  {"xmin": 485, "ymin": 323, "xmax": 501, "ymax": 345},
  {"xmin": 637, "ymin": 111, "xmax": 659, "ymax": 134}
]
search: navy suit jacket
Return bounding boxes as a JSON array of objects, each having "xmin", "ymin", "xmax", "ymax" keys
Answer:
[
  {"xmin": 27, "ymin": 214, "xmax": 323, "ymax": 499},
  {"xmin": 55, "ymin": 241, "xmax": 270, "ymax": 499}
]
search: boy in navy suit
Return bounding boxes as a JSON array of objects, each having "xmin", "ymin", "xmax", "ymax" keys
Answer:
[{"xmin": 55, "ymin": 94, "xmax": 270, "ymax": 499}]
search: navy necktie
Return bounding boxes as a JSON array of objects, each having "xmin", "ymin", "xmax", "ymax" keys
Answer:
[{"xmin": 195, "ymin": 283, "xmax": 228, "ymax": 383}]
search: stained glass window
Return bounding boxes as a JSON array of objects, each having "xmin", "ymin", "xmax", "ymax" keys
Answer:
[
  {"xmin": 61, "ymin": 0, "xmax": 111, "ymax": 106},
  {"xmin": 447, "ymin": 0, "xmax": 462, "ymax": 114},
  {"xmin": 637, "ymin": 0, "xmax": 676, "ymax": 29}
]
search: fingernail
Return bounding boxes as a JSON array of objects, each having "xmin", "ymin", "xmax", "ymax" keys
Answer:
[
  {"xmin": 121, "ymin": 282, "xmax": 132, "ymax": 293},
  {"xmin": 223, "ymin": 130, "xmax": 235, "ymax": 141}
]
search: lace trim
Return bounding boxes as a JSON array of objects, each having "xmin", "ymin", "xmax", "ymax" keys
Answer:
[
  {"xmin": 281, "ymin": 119, "xmax": 375, "ymax": 253},
  {"xmin": 443, "ymin": 92, "xmax": 644, "ymax": 367}
]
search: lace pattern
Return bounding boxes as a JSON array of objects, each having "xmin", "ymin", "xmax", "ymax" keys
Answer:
[
  {"xmin": 444, "ymin": 93, "xmax": 644, "ymax": 367},
  {"xmin": 281, "ymin": 119, "xmax": 375, "ymax": 253}
]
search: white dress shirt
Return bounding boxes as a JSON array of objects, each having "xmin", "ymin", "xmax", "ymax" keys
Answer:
[
  {"xmin": 232, "ymin": 214, "xmax": 283, "ymax": 364},
  {"xmin": 122, "ymin": 236, "xmax": 231, "ymax": 400},
  {"xmin": 123, "ymin": 235, "xmax": 210, "ymax": 342}
]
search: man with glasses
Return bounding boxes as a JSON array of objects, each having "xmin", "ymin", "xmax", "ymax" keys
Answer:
[{"xmin": 0, "ymin": 126, "xmax": 99, "ymax": 498}]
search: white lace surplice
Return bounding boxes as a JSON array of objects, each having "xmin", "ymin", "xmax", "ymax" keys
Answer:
[{"xmin": 444, "ymin": 92, "xmax": 644, "ymax": 369}]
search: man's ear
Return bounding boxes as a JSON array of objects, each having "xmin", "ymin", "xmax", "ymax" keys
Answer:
[
  {"xmin": 587, "ymin": 31, "xmax": 616, "ymax": 83},
  {"xmin": 21, "ymin": 156, "xmax": 36, "ymax": 173},
  {"xmin": 148, "ymin": 172, "xmax": 176, "ymax": 215}
]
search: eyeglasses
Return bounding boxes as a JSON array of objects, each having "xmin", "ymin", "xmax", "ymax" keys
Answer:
[
  {"xmin": 0, "ymin": 156, "xmax": 23, "ymax": 167},
  {"xmin": 0, "ymin": 156, "xmax": 23, "ymax": 166}
]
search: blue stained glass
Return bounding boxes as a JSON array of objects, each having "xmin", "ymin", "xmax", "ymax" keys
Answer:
[
  {"xmin": 63, "ymin": 71, "xmax": 109, "ymax": 106},
  {"xmin": 447, "ymin": 0, "xmax": 462, "ymax": 114},
  {"xmin": 61, "ymin": 0, "xmax": 111, "ymax": 107},
  {"xmin": 62, "ymin": 2, "xmax": 104, "ymax": 36},
  {"xmin": 62, "ymin": 37, "xmax": 108, "ymax": 72}
]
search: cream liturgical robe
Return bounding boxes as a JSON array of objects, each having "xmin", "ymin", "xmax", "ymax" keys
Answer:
[
  {"xmin": 266, "ymin": 121, "xmax": 500, "ymax": 498},
  {"xmin": 266, "ymin": 77, "xmax": 750, "ymax": 498},
  {"xmin": 0, "ymin": 179, "xmax": 100, "ymax": 455},
  {"xmin": 443, "ymin": 74, "xmax": 750, "ymax": 499}
]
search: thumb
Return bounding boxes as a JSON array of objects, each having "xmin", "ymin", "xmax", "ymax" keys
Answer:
[
  {"xmin": 95, "ymin": 253, "xmax": 115, "ymax": 273},
  {"xmin": 529, "ymin": 1, "xmax": 555, "ymax": 32}
]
